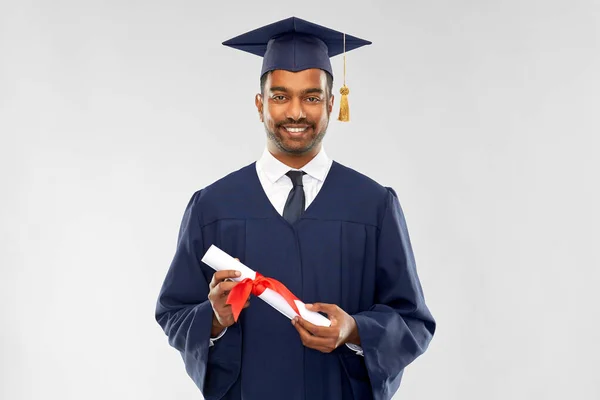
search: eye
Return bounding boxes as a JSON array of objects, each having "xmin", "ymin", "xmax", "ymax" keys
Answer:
[
  {"xmin": 272, "ymin": 95, "xmax": 286, "ymax": 101},
  {"xmin": 305, "ymin": 97, "xmax": 321, "ymax": 103}
]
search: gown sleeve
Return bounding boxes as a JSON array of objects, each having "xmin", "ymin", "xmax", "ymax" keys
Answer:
[
  {"xmin": 350, "ymin": 187, "xmax": 436, "ymax": 400},
  {"xmin": 154, "ymin": 190, "xmax": 242, "ymax": 400}
]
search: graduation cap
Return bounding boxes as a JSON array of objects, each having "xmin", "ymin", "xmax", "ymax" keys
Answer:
[{"xmin": 222, "ymin": 16, "xmax": 371, "ymax": 122}]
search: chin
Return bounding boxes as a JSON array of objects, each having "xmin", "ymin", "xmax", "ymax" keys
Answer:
[
  {"xmin": 282, "ymin": 141, "xmax": 317, "ymax": 155},
  {"xmin": 267, "ymin": 127, "xmax": 323, "ymax": 155}
]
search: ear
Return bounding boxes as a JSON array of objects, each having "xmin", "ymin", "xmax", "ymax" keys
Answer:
[
  {"xmin": 255, "ymin": 93, "xmax": 264, "ymax": 122},
  {"xmin": 328, "ymin": 94, "xmax": 335, "ymax": 114}
]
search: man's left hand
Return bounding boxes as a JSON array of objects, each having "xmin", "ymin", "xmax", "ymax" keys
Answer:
[{"xmin": 291, "ymin": 303, "xmax": 361, "ymax": 353}]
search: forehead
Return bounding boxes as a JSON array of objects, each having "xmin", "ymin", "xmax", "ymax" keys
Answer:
[{"xmin": 266, "ymin": 69, "xmax": 326, "ymax": 90}]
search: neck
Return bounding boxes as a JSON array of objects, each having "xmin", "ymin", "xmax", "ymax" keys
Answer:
[{"xmin": 267, "ymin": 142, "xmax": 321, "ymax": 169}]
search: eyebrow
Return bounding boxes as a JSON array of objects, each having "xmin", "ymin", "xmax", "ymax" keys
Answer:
[{"xmin": 270, "ymin": 86, "xmax": 324, "ymax": 95}]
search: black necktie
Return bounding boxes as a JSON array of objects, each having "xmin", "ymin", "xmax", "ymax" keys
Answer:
[{"xmin": 283, "ymin": 171, "xmax": 306, "ymax": 224}]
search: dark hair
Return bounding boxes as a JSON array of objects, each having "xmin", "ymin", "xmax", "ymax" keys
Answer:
[{"xmin": 260, "ymin": 70, "xmax": 334, "ymax": 99}]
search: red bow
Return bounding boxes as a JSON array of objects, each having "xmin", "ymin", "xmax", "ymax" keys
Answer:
[{"xmin": 226, "ymin": 272, "xmax": 300, "ymax": 322}]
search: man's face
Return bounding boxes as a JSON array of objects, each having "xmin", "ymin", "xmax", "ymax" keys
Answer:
[{"xmin": 256, "ymin": 69, "xmax": 334, "ymax": 155}]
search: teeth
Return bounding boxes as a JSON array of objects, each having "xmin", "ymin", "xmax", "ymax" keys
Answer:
[{"xmin": 285, "ymin": 127, "xmax": 307, "ymax": 133}]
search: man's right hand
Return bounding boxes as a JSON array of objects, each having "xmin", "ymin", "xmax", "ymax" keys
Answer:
[{"xmin": 208, "ymin": 265, "xmax": 250, "ymax": 337}]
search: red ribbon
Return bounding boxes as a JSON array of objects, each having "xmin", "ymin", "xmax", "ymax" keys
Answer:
[{"xmin": 226, "ymin": 272, "xmax": 300, "ymax": 322}]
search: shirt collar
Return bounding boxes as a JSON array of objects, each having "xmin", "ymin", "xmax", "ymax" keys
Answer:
[{"xmin": 258, "ymin": 147, "xmax": 331, "ymax": 184}]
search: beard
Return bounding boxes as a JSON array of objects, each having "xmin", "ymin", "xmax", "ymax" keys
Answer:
[{"xmin": 264, "ymin": 115, "xmax": 329, "ymax": 155}]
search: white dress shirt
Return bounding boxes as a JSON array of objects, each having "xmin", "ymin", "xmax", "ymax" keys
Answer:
[
  {"xmin": 255, "ymin": 146, "xmax": 332, "ymax": 214},
  {"xmin": 210, "ymin": 147, "xmax": 363, "ymax": 356}
]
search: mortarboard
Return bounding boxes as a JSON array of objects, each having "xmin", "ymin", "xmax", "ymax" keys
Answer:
[{"xmin": 222, "ymin": 16, "xmax": 371, "ymax": 122}]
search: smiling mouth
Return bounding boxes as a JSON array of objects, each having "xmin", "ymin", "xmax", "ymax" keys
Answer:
[{"xmin": 281, "ymin": 126, "xmax": 310, "ymax": 134}]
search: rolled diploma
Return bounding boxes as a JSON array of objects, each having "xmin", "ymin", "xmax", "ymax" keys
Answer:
[{"xmin": 201, "ymin": 245, "xmax": 331, "ymax": 327}]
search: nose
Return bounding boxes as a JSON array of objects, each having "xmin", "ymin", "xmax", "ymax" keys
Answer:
[{"xmin": 285, "ymin": 97, "xmax": 305, "ymax": 121}]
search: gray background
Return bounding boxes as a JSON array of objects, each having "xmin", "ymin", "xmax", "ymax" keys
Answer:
[{"xmin": 1, "ymin": 0, "xmax": 598, "ymax": 399}]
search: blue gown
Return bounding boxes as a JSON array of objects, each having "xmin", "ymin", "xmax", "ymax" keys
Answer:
[{"xmin": 155, "ymin": 161, "xmax": 436, "ymax": 400}]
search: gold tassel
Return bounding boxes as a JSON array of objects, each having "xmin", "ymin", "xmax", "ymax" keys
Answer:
[
  {"xmin": 338, "ymin": 85, "xmax": 350, "ymax": 121},
  {"xmin": 338, "ymin": 33, "xmax": 350, "ymax": 122}
]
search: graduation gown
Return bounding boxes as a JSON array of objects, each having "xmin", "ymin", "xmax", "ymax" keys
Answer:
[{"xmin": 155, "ymin": 161, "xmax": 436, "ymax": 400}]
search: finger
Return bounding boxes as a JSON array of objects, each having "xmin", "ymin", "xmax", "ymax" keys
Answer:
[
  {"xmin": 305, "ymin": 302, "xmax": 338, "ymax": 315},
  {"xmin": 305, "ymin": 303, "xmax": 341, "ymax": 325},
  {"xmin": 293, "ymin": 318, "xmax": 328, "ymax": 344},
  {"xmin": 292, "ymin": 318, "xmax": 335, "ymax": 352},
  {"xmin": 215, "ymin": 281, "xmax": 239, "ymax": 296},
  {"xmin": 209, "ymin": 284, "xmax": 237, "ymax": 306},
  {"xmin": 215, "ymin": 298, "xmax": 249, "ymax": 323},
  {"xmin": 209, "ymin": 270, "xmax": 242, "ymax": 289},
  {"xmin": 217, "ymin": 301, "xmax": 248, "ymax": 322},
  {"xmin": 296, "ymin": 316, "xmax": 337, "ymax": 338},
  {"xmin": 217, "ymin": 269, "xmax": 242, "ymax": 281},
  {"xmin": 212, "ymin": 303, "xmax": 234, "ymax": 325}
]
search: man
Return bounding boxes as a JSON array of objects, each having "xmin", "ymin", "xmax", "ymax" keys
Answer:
[{"xmin": 155, "ymin": 16, "xmax": 435, "ymax": 400}]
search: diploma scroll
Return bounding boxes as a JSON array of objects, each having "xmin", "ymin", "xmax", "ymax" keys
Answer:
[{"xmin": 201, "ymin": 245, "xmax": 331, "ymax": 327}]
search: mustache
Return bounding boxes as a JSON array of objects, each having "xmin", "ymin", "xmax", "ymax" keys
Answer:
[{"xmin": 275, "ymin": 118, "xmax": 314, "ymax": 128}]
